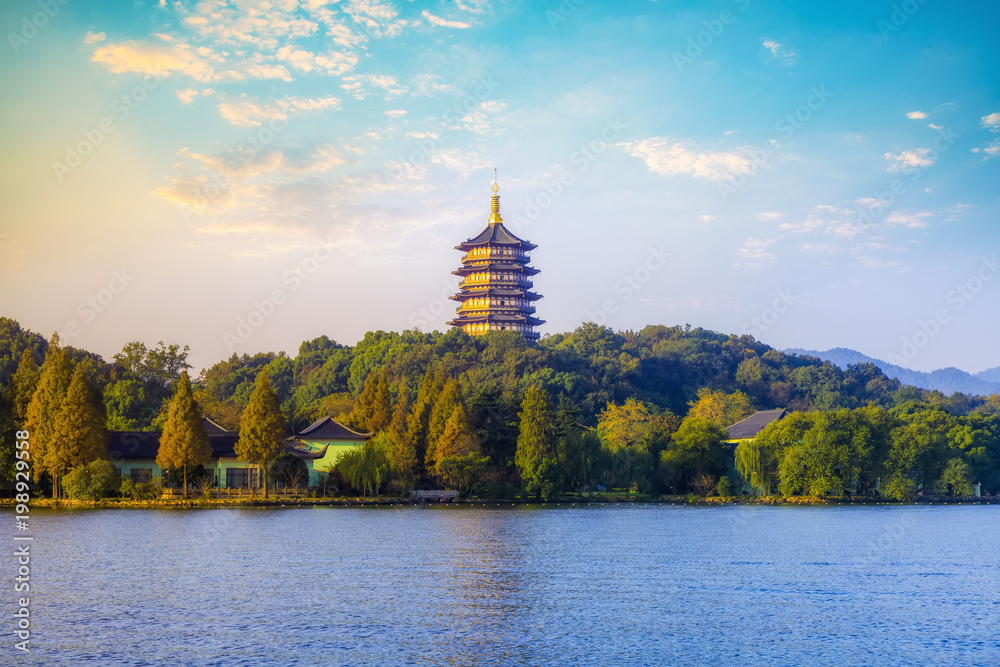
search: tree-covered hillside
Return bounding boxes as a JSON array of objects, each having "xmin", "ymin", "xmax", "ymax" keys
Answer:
[{"xmin": 2, "ymin": 316, "xmax": 998, "ymax": 499}]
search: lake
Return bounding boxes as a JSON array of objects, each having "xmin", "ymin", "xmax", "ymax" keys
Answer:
[{"xmin": 9, "ymin": 504, "xmax": 1000, "ymax": 665}]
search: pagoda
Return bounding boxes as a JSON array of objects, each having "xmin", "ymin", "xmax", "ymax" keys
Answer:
[{"xmin": 447, "ymin": 172, "xmax": 544, "ymax": 340}]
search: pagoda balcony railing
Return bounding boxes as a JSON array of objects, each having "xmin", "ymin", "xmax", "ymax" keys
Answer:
[
  {"xmin": 459, "ymin": 278, "xmax": 534, "ymax": 290},
  {"xmin": 461, "ymin": 251, "xmax": 527, "ymax": 263}
]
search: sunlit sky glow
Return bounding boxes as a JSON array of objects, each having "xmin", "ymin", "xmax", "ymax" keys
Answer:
[{"xmin": 1, "ymin": 0, "xmax": 998, "ymax": 373}]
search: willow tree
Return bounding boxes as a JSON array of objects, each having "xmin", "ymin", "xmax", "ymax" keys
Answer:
[
  {"xmin": 235, "ymin": 368, "xmax": 287, "ymax": 498},
  {"xmin": 25, "ymin": 335, "xmax": 73, "ymax": 495},
  {"xmin": 735, "ymin": 439, "xmax": 771, "ymax": 496},
  {"xmin": 49, "ymin": 366, "xmax": 108, "ymax": 498},
  {"xmin": 157, "ymin": 371, "xmax": 212, "ymax": 499}
]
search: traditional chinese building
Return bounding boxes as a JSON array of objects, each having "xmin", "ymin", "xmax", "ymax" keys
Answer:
[{"xmin": 447, "ymin": 172, "xmax": 544, "ymax": 340}]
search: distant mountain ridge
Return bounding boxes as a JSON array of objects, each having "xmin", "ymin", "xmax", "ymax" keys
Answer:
[{"xmin": 784, "ymin": 347, "xmax": 1000, "ymax": 397}]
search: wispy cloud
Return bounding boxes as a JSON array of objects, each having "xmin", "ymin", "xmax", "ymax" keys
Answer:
[
  {"xmin": 906, "ymin": 110, "xmax": 927, "ymax": 120},
  {"xmin": 217, "ymin": 95, "xmax": 341, "ymax": 128},
  {"xmin": 884, "ymin": 148, "xmax": 935, "ymax": 172},
  {"xmin": 619, "ymin": 137, "xmax": 763, "ymax": 181},
  {"xmin": 421, "ymin": 10, "xmax": 473, "ymax": 29}
]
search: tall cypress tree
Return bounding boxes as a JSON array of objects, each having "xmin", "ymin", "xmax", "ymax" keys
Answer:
[
  {"xmin": 25, "ymin": 335, "xmax": 73, "ymax": 495},
  {"xmin": 50, "ymin": 366, "xmax": 108, "ymax": 498},
  {"xmin": 406, "ymin": 367, "xmax": 440, "ymax": 469},
  {"xmin": 433, "ymin": 404, "xmax": 478, "ymax": 477},
  {"xmin": 386, "ymin": 380, "xmax": 417, "ymax": 482},
  {"xmin": 6, "ymin": 349, "xmax": 40, "ymax": 423},
  {"xmin": 351, "ymin": 369, "xmax": 392, "ymax": 433},
  {"xmin": 426, "ymin": 379, "xmax": 462, "ymax": 468},
  {"xmin": 157, "ymin": 371, "xmax": 212, "ymax": 499},
  {"xmin": 515, "ymin": 385, "xmax": 558, "ymax": 497},
  {"xmin": 235, "ymin": 368, "xmax": 287, "ymax": 498}
]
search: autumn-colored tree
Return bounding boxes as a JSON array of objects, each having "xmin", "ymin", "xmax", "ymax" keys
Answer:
[
  {"xmin": 48, "ymin": 366, "xmax": 108, "ymax": 498},
  {"xmin": 385, "ymin": 380, "xmax": 417, "ymax": 485},
  {"xmin": 596, "ymin": 398, "xmax": 675, "ymax": 454},
  {"xmin": 406, "ymin": 366, "xmax": 443, "ymax": 467},
  {"xmin": 352, "ymin": 369, "xmax": 392, "ymax": 433},
  {"xmin": 433, "ymin": 403, "xmax": 479, "ymax": 477},
  {"xmin": 426, "ymin": 378, "xmax": 462, "ymax": 467},
  {"xmin": 687, "ymin": 388, "xmax": 756, "ymax": 430},
  {"xmin": 235, "ymin": 368, "xmax": 288, "ymax": 498},
  {"xmin": 25, "ymin": 335, "xmax": 73, "ymax": 493},
  {"xmin": 157, "ymin": 371, "xmax": 212, "ymax": 499},
  {"xmin": 515, "ymin": 385, "xmax": 559, "ymax": 498}
]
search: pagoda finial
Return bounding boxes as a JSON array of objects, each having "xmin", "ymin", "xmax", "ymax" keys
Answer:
[{"xmin": 489, "ymin": 168, "xmax": 502, "ymax": 224}]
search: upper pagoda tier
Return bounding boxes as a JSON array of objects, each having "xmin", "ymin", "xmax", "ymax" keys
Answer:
[{"xmin": 447, "ymin": 171, "xmax": 544, "ymax": 341}]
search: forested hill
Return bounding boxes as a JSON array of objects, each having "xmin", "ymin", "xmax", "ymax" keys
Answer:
[
  {"xmin": 785, "ymin": 347, "xmax": 1000, "ymax": 397},
  {"xmin": 2, "ymin": 316, "xmax": 996, "ymax": 436}
]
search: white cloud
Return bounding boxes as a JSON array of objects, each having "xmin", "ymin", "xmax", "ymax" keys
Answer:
[
  {"xmin": 340, "ymin": 74, "xmax": 407, "ymax": 100},
  {"xmin": 176, "ymin": 88, "xmax": 199, "ymax": 104},
  {"xmin": 84, "ymin": 31, "xmax": 106, "ymax": 44},
  {"xmin": 460, "ymin": 100, "xmax": 507, "ymax": 135},
  {"xmin": 981, "ymin": 112, "xmax": 1000, "ymax": 131},
  {"xmin": 801, "ymin": 243, "xmax": 838, "ymax": 254},
  {"xmin": 762, "ymin": 38, "xmax": 796, "ymax": 64},
  {"xmin": 755, "ymin": 211, "xmax": 783, "ymax": 221},
  {"xmin": 430, "ymin": 149, "xmax": 491, "ymax": 172},
  {"xmin": 945, "ymin": 203, "xmax": 973, "ymax": 222},
  {"xmin": 906, "ymin": 111, "xmax": 927, "ymax": 120},
  {"xmin": 413, "ymin": 73, "xmax": 458, "ymax": 96},
  {"xmin": 217, "ymin": 95, "xmax": 341, "ymax": 127},
  {"xmin": 736, "ymin": 237, "xmax": 777, "ymax": 267},
  {"xmin": 695, "ymin": 214, "xmax": 715, "ymax": 223},
  {"xmin": 885, "ymin": 210, "xmax": 933, "ymax": 228},
  {"xmin": 619, "ymin": 137, "xmax": 762, "ymax": 181},
  {"xmin": 928, "ymin": 123, "xmax": 943, "ymax": 130},
  {"xmin": 422, "ymin": 10, "xmax": 473, "ymax": 29},
  {"xmin": 884, "ymin": 148, "xmax": 935, "ymax": 172}
]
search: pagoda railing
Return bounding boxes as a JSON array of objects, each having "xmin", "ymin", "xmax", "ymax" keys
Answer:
[
  {"xmin": 459, "ymin": 277, "xmax": 534, "ymax": 290},
  {"xmin": 459, "ymin": 304, "xmax": 536, "ymax": 315}
]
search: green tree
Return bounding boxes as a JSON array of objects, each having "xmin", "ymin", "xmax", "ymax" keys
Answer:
[
  {"xmin": 433, "ymin": 403, "xmax": 479, "ymax": 477},
  {"xmin": 235, "ymin": 368, "xmax": 289, "ymax": 498},
  {"xmin": 49, "ymin": 365, "xmax": 108, "ymax": 498},
  {"xmin": 63, "ymin": 460, "xmax": 119, "ymax": 501},
  {"xmin": 351, "ymin": 369, "xmax": 393, "ymax": 433},
  {"xmin": 25, "ymin": 335, "xmax": 74, "ymax": 494},
  {"xmin": 426, "ymin": 378, "xmax": 462, "ymax": 468},
  {"xmin": 666, "ymin": 416, "xmax": 727, "ymax": 488},
  {"xmin": 407, "ymin": 367, "xmax": 443, "ymax": 469},
  {"xmin": 687, "ymin": 388, "xmax": 756, "ymax": 430},
  {"xmin": 157, "ymin": 371, "xmax": 212, "ymax": 499},
  {"xmin": 5, "ymin": 349, "xmax": 40, "ymax": 423},
  {"xmin": 515, "ymin": 385, "xmax": 558, "ymax": 499},
  {"xmin": 936, "ymin": 457, "xmax": 973, "ymax": 497}
]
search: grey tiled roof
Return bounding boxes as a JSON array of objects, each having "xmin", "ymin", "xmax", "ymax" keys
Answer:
[
  {"xmin": 725, "ymin": 409, "xmax": 788, "ymax": 440},
  {"xmin": 297, "ymin": 416, "xmax": 372, "ymax": 440}
]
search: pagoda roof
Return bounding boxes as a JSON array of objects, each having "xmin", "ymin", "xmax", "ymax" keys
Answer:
[
  {"xmin": 449, "ymin": 313, "xmax": 546, "ymax": 327},
  {"xmin": 453, "ymin": 262, "xmax": 540, "ymax": 277},
  {"xmin": 452, "ymin": 288, "xmax": 542, "ymax": 301},
  {"xmin": 296, "ymin": 416, "xmax": 372, "ymax": 440},
  {"xmin": 286, "ymin": 440, "xmax": 330, "ymax": 460},
  {"xmin": 456, "ymin": 222, "xmax": 536, "ymax": 250}
]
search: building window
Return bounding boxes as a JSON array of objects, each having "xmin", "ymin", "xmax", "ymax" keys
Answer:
[
  {"xmin": 130, "ymin": 468, "xmax": 153, "ymax": 484},
  {"xmin": 227, "ymin": 468, "xmax": 250, "ymax": 488}
]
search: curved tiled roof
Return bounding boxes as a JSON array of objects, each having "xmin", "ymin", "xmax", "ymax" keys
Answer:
[
  {"xmin": 726, "ymin": 409, "xmax": 788, "ymax": 440},
  {"xmin": 286, "ymin": 441, "xmax": 330, "ymax": 460},
  {"xmin": 456, "ymin": 222, "xmax": 536, "ymax": 250},
  {"xmin": 297, "ymin": 416, "xmax": 372, "ymax": 440}
]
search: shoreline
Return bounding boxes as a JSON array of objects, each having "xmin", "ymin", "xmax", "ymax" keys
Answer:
[{"xmin": 6, "ymin": 495, "xmax": 1000, "ymax": 509}]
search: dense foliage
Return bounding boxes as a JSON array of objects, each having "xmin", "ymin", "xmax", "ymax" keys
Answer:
[{"xmin": 2, "ymin": 316, "xmax": 999, "ymax": 498}]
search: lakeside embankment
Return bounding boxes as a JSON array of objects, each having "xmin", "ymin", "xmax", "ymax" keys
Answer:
[{"xmin": 6, "ymin": 495, "xmax": 999, "ymax": 509}]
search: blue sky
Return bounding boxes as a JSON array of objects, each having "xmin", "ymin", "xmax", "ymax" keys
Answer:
[{"xmin": 1, "ymin": 0, "xmax": 998, "ymax": 373}]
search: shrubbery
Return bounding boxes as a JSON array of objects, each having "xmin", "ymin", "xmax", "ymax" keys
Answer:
[{"xmin": 63, "ymin": 460, "xmax": 119, "ymax": 501}]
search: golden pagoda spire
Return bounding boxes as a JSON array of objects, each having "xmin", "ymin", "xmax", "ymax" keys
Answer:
[{"xmin": 488, "ymin": 168, "xmax": 503, "ymax": 224}]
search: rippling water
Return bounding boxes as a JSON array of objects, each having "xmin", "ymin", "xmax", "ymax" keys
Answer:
[{"xmin": 8, "ymin": 504, "xmax": 1000, "ymax": 665}]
